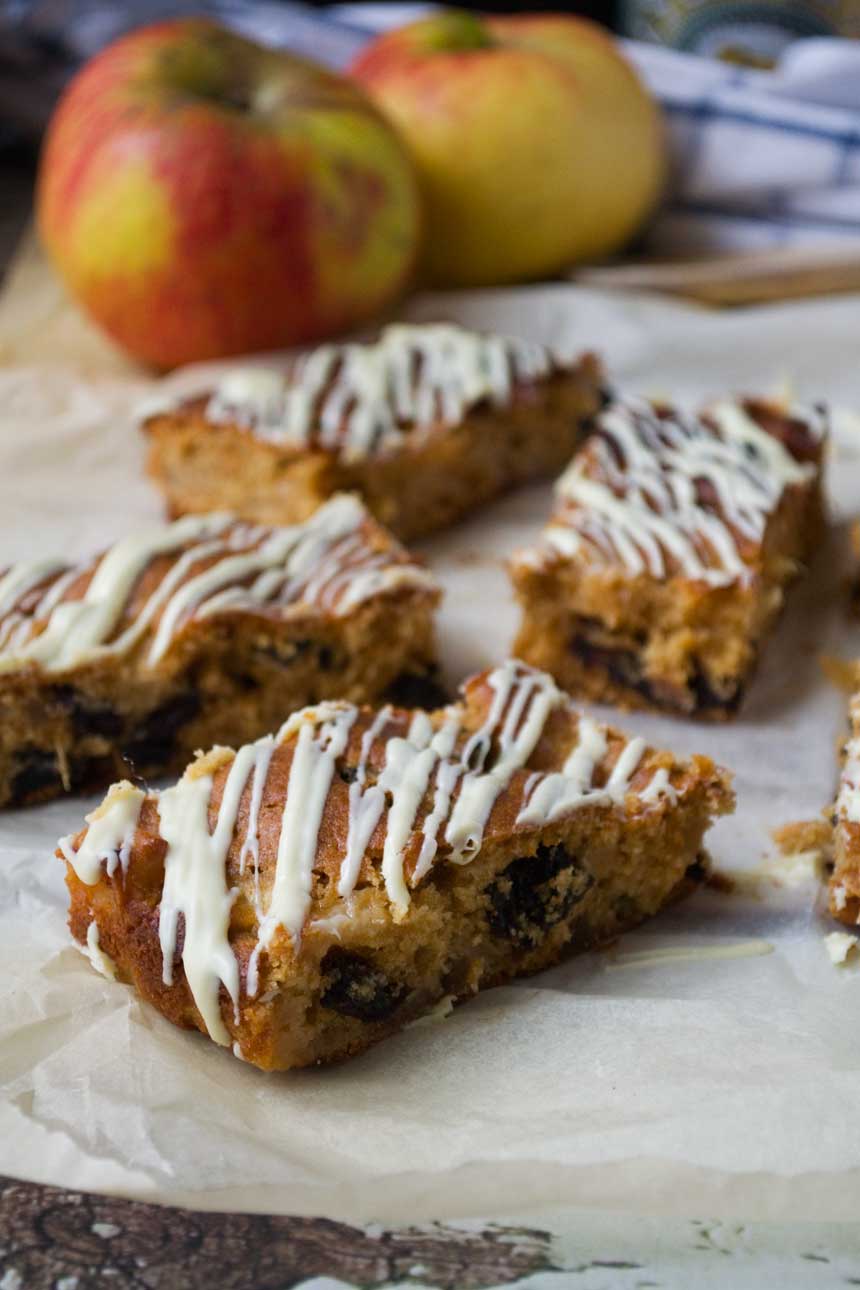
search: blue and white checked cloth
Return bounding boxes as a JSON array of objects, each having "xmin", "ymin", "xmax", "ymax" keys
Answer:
[
  {"xmin": 6, "ymin": 1, "xmax": 860, "ymax": 255},
  {"xmin": 625, "ymin": 37, "xmax": 860, "ymax": 254}
]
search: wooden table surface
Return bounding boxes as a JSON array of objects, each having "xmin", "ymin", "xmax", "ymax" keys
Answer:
[{"xmin": 0, "ymin": 1175, "xmax": 560, "ymax": 1288}]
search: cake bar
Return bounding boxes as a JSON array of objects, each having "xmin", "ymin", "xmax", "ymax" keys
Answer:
[
  {"xmin": 510, "ymin": 395, "xmax": 826, "ymax": 719},
  {"xmin": 0, "ymin": 495, "xmax": 439, "ymax": 807},
  {"xmin": 142, "ymin": 322, "xmax": 606, "ymax": 542},
  {"xmin": 830, "ymin": 685, "xmax": 860, "ymax": 925},
  {"xmin": 60, "ymin": 659, "xmax": 733, "ymax": 1071}
]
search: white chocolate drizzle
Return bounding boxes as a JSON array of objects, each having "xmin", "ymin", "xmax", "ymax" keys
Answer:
[
  {"xmin": 201, "ymin": 324, "xmax": 557, "ymax": 462},
  {"xmin": 0, "ymin": 495, "xmax": 435, "ymax": 675},
  {"xmin": 607, "ymin": 939, "xmax": 774, "ymax": 970},
  {"xmin": 412, "ymin": 717, "xmax": 462, "ymax": 882},
  {"xmin": 307, "ymin": 910, "xmax": 352, "ymax": 938},
  {"xmin": 238, "ymin": 735, "xmax": 275, "ymax": 916},
  {"xmin": 530, "ymin": 397, "xmax": 824, "ymax": 587},
  {"xmin": 59, "ymin": 781, "xmax": 146, "ymax": 885},
  {"xmin": 62, "ymin": 662, "xmax": 682, "ymax": 1045},
  {"xmin": 0, "ymin": 558, "xmax": 67, "ymax": 623},
  {"xmin": 517, "ymin": 717, "xmax": 608, "ymax": 825},
  {"xmin": 157, "ymin": 746, "xmax": 260, "ymax": 1044},
  {"xmin": 248, "ymin": 703, "xmax": 357, "ymax": 997},
  {"xmin": 378, "ymin": 721, "xmax": 453, "ymax": 912},
  {"xmin": 444, "ymin": 662, "xmax": 562, "ymax": 863},
  {"xmin": 338, "ymin": 705, "xmax": 392, "ymax": 901},
  {"xmin": 83, "ymin": 922, "xmax": 117, "ymax": 981},
  {"xmin": 3, "ymin": 514, "xmax": 232, "ymax": 673},
  {"xmin": 0, "ymin": 567, "xmax": 82, "ymax": 653}
]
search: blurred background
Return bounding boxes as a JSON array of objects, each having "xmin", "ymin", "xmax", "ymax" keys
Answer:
[
  {"xmin": 4, "ymin": 1, "xmax": 860, "ymax": 358},
  {"xmin": 4, "ymin": 2, "xmax": 860, "ymax": 146}
]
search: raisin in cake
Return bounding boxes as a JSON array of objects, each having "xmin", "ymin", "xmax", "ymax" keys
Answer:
[
  {"xmin": 142, "ymin": 323, "xmax": 606, "ymax": 542},
  {"xmin": 510, "ymin": 395, "xmax": 826, "ymax": 719},
  {"xmin": 60, "ymin": 660, "xmax": 733, "ymax": 1072},
  {"xmin": 0, "ymin": 495, "xmax": 439, "ymax": 807}
]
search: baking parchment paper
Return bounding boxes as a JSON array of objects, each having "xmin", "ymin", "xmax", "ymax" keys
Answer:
[{"xmin": 2, "ymin": 261, "xmax": 860, "ymax": 1223}]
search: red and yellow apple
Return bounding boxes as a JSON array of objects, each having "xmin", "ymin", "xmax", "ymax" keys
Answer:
[
  {"xmin": 352, "ymin": 11, "xmax": 666, "ymax": 287},
  {"xmin": 37, "ymin": 19, "xmax": 421, "ymax": 368}
]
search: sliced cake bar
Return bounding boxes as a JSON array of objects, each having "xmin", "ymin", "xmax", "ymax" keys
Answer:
[
  {"xmin": 0, "ymin": 495, "xmax": 439, "ymax": 807},
  {"xmin": 60, "ymin": 659, "xmax": 733, "ymax": 1071},
  {"xmin": 510, "ymin": 395, "xmax": 827, "ymax": 719},
  {"xmin": 142, "ymin": 322, "xmax": 606, "ymax": 542}
]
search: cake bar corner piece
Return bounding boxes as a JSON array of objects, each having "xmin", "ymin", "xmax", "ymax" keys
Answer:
[
  {"xmin": 510, "ymin": 394, "xmax": 827, "ymax": 719},
  {"xmin": 60, "ymin": 659, "xmax": 733, "ymax": 1071}
]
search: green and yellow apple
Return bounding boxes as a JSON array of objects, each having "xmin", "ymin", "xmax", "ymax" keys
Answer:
[
  {"xmin": 37, "ymin": 19, "xmax": 421, "ymax": 368},
  {"xmin": 352, "ymin": 11, "xmax": 666, "ymax": 287}
]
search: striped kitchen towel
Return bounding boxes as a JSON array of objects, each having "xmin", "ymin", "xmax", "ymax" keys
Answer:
[{"xmin": 625, "ymin": 37, "xmax": 860, "ymax": 253}]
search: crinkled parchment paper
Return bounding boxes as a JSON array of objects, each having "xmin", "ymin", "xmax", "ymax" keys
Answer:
[{"xmin": 2, "ymin": 246, "xmax": 860, "ymax": 1222}]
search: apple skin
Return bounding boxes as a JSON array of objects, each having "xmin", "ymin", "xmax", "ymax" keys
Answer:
[
  {"xmin": 37, "ymin": 19, "xmax": 421, "ymax": 368},
  {"xmin": 352, "ymin": 11, "xmax": 666, "ymax": 287}
]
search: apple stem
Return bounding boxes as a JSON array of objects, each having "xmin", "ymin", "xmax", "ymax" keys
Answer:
[{"xmin": 423, "ymin": 11, "xmax": 496, "ymax": 53}]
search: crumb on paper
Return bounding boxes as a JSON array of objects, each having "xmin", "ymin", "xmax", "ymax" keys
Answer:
[
  {"xmin": 55, "ymin": 739, "xmax": 71, "ymax": 793},
  {"xmin": 768, "ymin": 374, "xmax": 794, "ymax": 407},
  {"xmin": 772, "ymin": 818, "xmax": 832, "ymax": 857},
  {"xmin": 719, "ymin": 839, "xmax": 828, "ymax": 897},
  {"xmin": 450, "ymin": 549, "xmax": 486, "ymax": 568},
  {"xmin": 825, "ymin": 931, "xmax": 859, "ymax": 965},
  {"xmin": 705, "ymin": 870, "xmax": 736, "ymax": 894},
  {"xmin": 407, "ymin": 994, "xmax": 456, "ymax": 1030},
  {"xmin": 767, "ymin": 819, "xmax": 831, "ymax": 889},
  {"xmin": 833, "ymin": 406, "xmax": 860, "ymax": 443},
  {"xmin": 821, "ymin": 654, "xmax": 859, "ymax": 693},
  {"xmin": 774, "ymin": 849, "xmax": 827, "ymax": 886}
]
